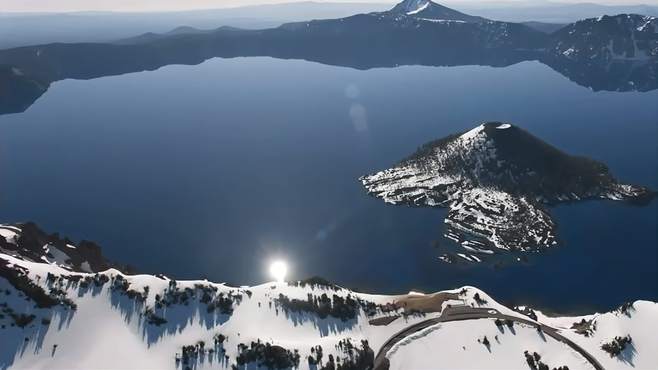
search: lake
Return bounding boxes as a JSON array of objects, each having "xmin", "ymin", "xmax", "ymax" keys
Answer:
[{"xmin": 0, "ymin": 57, "xmax": 656, "ymax": 313}]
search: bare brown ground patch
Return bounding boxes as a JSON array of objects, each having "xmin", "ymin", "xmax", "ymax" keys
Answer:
[{"xmin": 395, "ymin": 292, "xmax": 461, "ymax": 314}]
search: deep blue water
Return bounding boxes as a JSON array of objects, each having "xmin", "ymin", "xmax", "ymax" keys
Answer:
[{"xmin": 1, "ymin": 57, "xmax": 656, "ymax": 313}]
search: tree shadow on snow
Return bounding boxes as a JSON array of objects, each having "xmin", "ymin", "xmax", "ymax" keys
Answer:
[
  {"xmin": 141, "ymin": 304, "xmax": 232, "ymax": 347},
  {"xmin": 617, "ymin": 341, "xmax": 637, "ymax": 367},
  {"xmin": 108, "ymin": 287, "xmax": 232, "ymax": 347},
  {"xmin": 0, "ymin": 279, "xmax": 75, "ymax": 370},
  {"xmin": 278, "ymin": 309, "xmax": 358, "ymax": 337}
]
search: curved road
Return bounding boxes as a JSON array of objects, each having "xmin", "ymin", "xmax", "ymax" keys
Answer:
[{"xmin": 373, "ymin": 306, "xmax": 604, "ymax": 370}]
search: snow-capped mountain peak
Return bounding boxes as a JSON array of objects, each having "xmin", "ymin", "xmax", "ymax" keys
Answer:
[
  {"xmin": 388, "ymin": 0, "xmax": 486, "ymax": 23},
  {"xmin": 395, "ymin": 0, "xmax": 430, "ymax": 14}
]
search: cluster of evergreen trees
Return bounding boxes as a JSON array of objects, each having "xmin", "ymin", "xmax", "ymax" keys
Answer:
[
  {"xmin": 307, "ymin": 345, "xmax": 324, "ymax": 366},
  {"xmin": 143, "ymin": 307, "xmax": 167, "ymax": 326},
  {"xmin": 154, "ymin": 280, "xmax": 195, "ymax": 308},
  {"xmin": 276, "ymin": 292, "xmax": 386, "ymax": 321},
  {"xmin": 570, "ymin": 318, "xmax": 595, "ymax": 337},
  {"xmin": 0, "ymin": 261, "xmax": 59, "ymax": 309},
  {"xmin": 322, "ymin": 338, "xmax": 374, "ymax": 370},
  {"xmin": 601, "ymin": 335, "xmax": 632, "ymax": 357},
  {"xmin": 47, "ymin": 286, "xmax": 77, "ymax": 310},
  {"xmin": 494, "ymin": 318, "xmax": 514, "ymax": 329},
  {"xmin": 12, "ymin": 313, "xmax": 36, "ymax": 328},
  {"xmin": 110, "ymin": 275, "xmax": 149, "ymax": 304},
  {"xmin": 523, "ymin": 350, "xmax": 569, "ymax": 370},
  {"xmin": 46, "ymin": 272, "xmax": 109, "ymax": 307},
  {"xmin": 513, "ymin": 306, "xmax": 538, "ymax": 321},
  {"xmin": 276, "ymin": 293, "xmax": 361, "ymax": 321},
  {"xmin": 473, "ymin": 293, "xmax": 488, "ymax": 305},
  {"xmin": 206, "ymin": 293, "xmax": 239, "ymax": 315},
  {"xmin": 213, "ymin": 333, "xmax": 226, "ymax": 346},
  {"xmin": 44, "ymin": 271, "xmax": 107, "ymax": 300},
  {"xmin": 617, "ymin": 302, "xmax": 635, "ymax": 316},
  {"xmin": 74, "ymin": 273, "xmax": 109, "ymax": 290},
  {"xmin": 288, "ymin": 277, "xmax": 341, "ymax": 291},
  {"xmin": 310, "ymin": 341, "xmax": 374, "ymax": 369},
  {"xmin": 153, "ymin": 280, "xmax": 243, "ymax": 316},
  {"xmin": 110, "ymin": 278, "xmax": 247, "ymax": 328},
  {"xmin": 1, "ymin": 262, "xmax": 79, "ymax": 311},
  {"xmin": 175, "ymin": 334, "xmax": 230, "ymax": 369},
  {"xmin": 235, "ymin": 339, "xmax": 300, "ymax": 369},
  {"xmin": 110, "ymin": 275, "xmax": 129, "ymax": 293},
  {"xmin": 180, "ymin": 341, "xmax": 206, "ymax": 366}
]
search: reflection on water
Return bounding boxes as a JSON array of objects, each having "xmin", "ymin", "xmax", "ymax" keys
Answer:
[
  {"xmin": 0, "ymin": 31, "xmax": 656, "ymax": 116},
  {"xmin": 0, "ymin": 57, "xmax": 656, "ymax": 313}
]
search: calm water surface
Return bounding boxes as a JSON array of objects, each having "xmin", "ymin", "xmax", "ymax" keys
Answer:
[{"xmin": 1, "ymin": 57, "xmax": 656, "ymax": 313}]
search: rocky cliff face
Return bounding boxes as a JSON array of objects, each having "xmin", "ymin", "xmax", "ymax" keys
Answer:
[{"xmin": 0, "ymin": 223, "xmax": 133, "ymax": 273}]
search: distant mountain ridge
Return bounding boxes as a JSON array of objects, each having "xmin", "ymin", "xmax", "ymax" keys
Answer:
[
  {"xmin": 0, "ymin": 1, "xmax": 657, "ymax": 115},
  {"xmin": 277, "ymin": 2, "xmax": 547, "ymax": 53},
  {"xmin": 2, "ymin": 1, "xmax": 657, "ymax": 49},
  {"xmin": 463, "ymin": 2, "xmax": 658, "ymax": 24},
  {"xmin": 551, "ymin": 14, "xmax": 658, "ymax": 62}
]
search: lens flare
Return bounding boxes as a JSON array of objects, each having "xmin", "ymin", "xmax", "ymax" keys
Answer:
[{"xmin": 269, "ymin": 260, "xmax": 288, "ymax": 283}]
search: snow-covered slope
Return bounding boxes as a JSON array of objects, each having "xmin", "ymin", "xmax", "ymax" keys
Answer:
[
  {"xmin": 360, "ymin": 122, "xmax": 654, "ymax": 262},
  {"xmin": 1, "ymin": 224, "xmax": 656, "ymax": 370},
  {"xmin": 387, "ymin": 319, "xmax": 591, "ymax": 370},
  {"xmin": 531, "ymin": 302, "xmax": 658, "ymax": 370}
]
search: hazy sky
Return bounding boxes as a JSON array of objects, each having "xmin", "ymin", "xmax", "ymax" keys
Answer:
[{"xmin": 2, "ymin": 0, "xmax": 656, "ymax": 12}]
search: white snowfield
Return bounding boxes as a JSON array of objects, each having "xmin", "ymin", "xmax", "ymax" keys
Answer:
[
  {"xmin": 0, "ymin": 250, "xmax": 656, "ymax": 370},
  {"xmin": 388, "ymin": 320, "xmax": 593, "ymax": 370}
]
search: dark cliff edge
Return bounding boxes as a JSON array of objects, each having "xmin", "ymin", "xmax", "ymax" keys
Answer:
[{"xmin": 0, "ymin": 222, "xmax": 135, "ymax": 274}]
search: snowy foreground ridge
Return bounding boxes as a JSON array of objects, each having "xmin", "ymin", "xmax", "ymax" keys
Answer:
[
  {"xmin": 1, "ymin": 224, "xmax": 657, "ymax": 370},
  {"xmin": 360, "ymin": 122, "xmax": 654, "ymax": 264}
]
